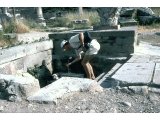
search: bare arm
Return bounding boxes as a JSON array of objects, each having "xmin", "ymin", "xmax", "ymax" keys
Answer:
[
  {"xmin": 66, "ymin": 56, "xmax": 81, "ymax": 67},
  {"xmin": 66, "ymin": 50, "xmax": 84, "ymax": 67},
  {"xmin": 79, "ymin": 32, "xmax": 84, "ymax": 46}
]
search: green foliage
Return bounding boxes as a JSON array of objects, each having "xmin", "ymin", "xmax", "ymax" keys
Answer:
[
  {"xmin": 144, "ymin": 22, "xmax": 160, "ymax": 29},
  {"xmin": 71, "ymin": 23, "xmax": 91, "ymax": 30},
  {"xmin": 89, "ymin": 15, "xmax": 100, "ymax": 26},
  {"xmin": 46, "ymin": 10, "xmax": 100, "ymax": 29},
  {"xmin": 23, "ymin": 19, "xmax": 46, "ymax": 29},
  {"xmin": 47, "ymin": 17, "xmax": 70, "ymax": 27},
  {"xmin": 1, "ymin": 19, "xmax": 30, "ymax": 33},
  {"xmin": 2, "ymin": 20, "xmax": 16, "ymax": 33},
  {"xmin": 0, "ymin": 31, "xmax": 3, "ymax": 39}
]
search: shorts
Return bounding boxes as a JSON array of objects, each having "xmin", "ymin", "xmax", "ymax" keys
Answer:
[{"xmin": 85, "ymin": 39, "xmax": 100, "ymax": 55}]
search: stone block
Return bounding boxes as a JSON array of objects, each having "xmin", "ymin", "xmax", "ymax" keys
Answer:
[
  {"xmin": 119, "ymin": 18, "xmax": 137, "ymax": 26},
  {"xmin": 93, "ymin": 25, "xmax": 120, "ymax": 30},
  {"xmin": 27, "ymin": 77, "xmax": 103, "ymax": 103},
  {"xmin": 24, "ymin": 50, "xmax": 53, "ymax": 73},
  {"xmin": 127, "ymin": 55, "xmax": 151, "ymax": 63},
  {"xmin": 0, "ymin": 73, "xmax": 40, "ymax": 100},
  {"xmin": 3, "ymin": 33, "xmax": 16, "ymax": 39},
  {"xmin": 0, "ymin": 58, "xmax": 25, "ymax": 74},
  {"xmin": 0, "ymin": 50, "xmax": 53, "ymax": 75},
  {"xmin": 92, "ymin": 30, "xmax": 135, "ymax": 37},
  {"xmin": 153, "ymin": 63, "xmax": 160, "ymax": 85},
  {"xmin": 49, "ymin": 28, "xmax": 137, "ymax": 58},
  {"xmin": 149, "ymin": 56, "xmax": 160, "ymax": 63},
  {"xmin": 17, "ymin": 32, "xmax": 50, "ymax": 43},
  {"xmin": 148, "ymin": 87, "xmax": 160, "ymax": 93},
  {"xmin": 128, "ymin": 86, "xmax": 149, "ymax": 94},
  {"xmin": 0, "ymin": 40, "xmax": 53, "ymax": 65},
  {"xmin": 0, "ymin": 45, "xmax": 26, "ymax": 65},
  {"xmin": 111, "ymin": 63, "xmax": 155, "ymax": 84},
  {"xmin": 25, "ymin": 40, "xmax": 53, "ymax": 55}
]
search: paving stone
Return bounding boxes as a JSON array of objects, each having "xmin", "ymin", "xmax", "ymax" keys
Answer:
[
  {"xmin": 149, "ymin": 56, "xmax": 160, "ymax": 63},
  {"xmin": 127, "ymin": 55, "xmax": 151, "ymax": 63},
  {"xmin": 135, "ymin": 42, "xmax": 160, "ymax": 56},
  {"xmin": 148, "ymin": 87, "xmax": 160, "ymax": 93},
  {"xmin": 128, "ymin": 55, "xmax": 160, "ymax": 63},
  {"xmin": 111, "ymin": 63, "xmax": 154, "ymax": 84},
  {"xmin": 27, "ymin": 77, "xmax": 103, "ymax": 104},
  {"xmin": 0, "ymin": 106, "xmax": 4, "ymax": 112},
  {"xmin": 128, "ymin": 86, "xmax": 149, "ymax": 94},
  {"xmin": 153, "ymin": 63, "xmax": 160, "ymax": 85}
]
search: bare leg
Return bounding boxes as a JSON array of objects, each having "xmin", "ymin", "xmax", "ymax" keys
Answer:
[
  {"xmin": 88, "ymin": 63, "xmax": 95, "ymax": 80},
  {"xmin": 81, "ymin": 55, "xmax": 94, "ymax": 79}
]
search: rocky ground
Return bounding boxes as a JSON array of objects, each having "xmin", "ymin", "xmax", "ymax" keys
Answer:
[
  {"xmin": 1, "ymin": 28, "xmax": 160, "ymax": 113},
  {"xmin": 0, "ymin": 88, "xmax": 160, "ymax": 113}
]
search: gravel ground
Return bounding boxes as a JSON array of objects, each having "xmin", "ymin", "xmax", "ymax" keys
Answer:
[
  {"xmin": 1, "ymin": 29, "xmax": 160, "ymax": 113},
  {"xmin": 0, "ymin": 88, "xmax": 160, "ymax": 113}
]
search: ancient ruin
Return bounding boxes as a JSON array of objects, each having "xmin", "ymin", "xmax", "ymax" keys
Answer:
[{"xmin": 0, "ymin": 7, "xmax": 160, "ymax": 107}]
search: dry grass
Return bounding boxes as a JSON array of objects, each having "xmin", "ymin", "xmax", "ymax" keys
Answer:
[
  {"xmin": 65, "ymin": 10, "xmax": 100, "ymax": 26},
  {"xmin": 0, "ymin": 38, "xmax": 17, "ymax": 47},
  {"xmin": 15, "ymin": 20, "xmax": 30, "ymax": 33},
  {"xmin": 2, "ymin": 20, "xmax": 30, "ymax": 33},
  {"xmin": 66, "ymin": 10, "xmax": 98, "ymax": 20},
  {"xmin": 138, "ymin": 22, "xmax": 160, "ymax": 33}
]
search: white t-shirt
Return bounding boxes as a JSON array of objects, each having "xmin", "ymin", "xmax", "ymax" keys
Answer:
[
  {"xmin": 69, "ymin": 34, "xmax": 100, "ymax": 57},
  {"xmin": 69, "ymin": 34, "xmax": 81, "ymax": 49}
]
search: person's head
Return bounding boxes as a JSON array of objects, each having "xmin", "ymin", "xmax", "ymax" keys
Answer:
[{"xmin": 60, "ymin": 40, "xmax": 70, "ymax": 51}]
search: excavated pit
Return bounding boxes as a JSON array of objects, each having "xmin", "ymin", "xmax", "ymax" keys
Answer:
[{"xmin": 28, "ymin": 55, "xmax": 129, "ymax": 88}]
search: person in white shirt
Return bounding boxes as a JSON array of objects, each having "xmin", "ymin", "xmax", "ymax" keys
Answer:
[{"xmin": 60, "ymin": 31, "xmax": 100, "ymax": 80}]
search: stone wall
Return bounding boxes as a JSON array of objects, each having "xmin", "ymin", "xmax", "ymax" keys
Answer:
[
  {"xmin": 0, "ymin": 40, "xmax": 53, "ymax": 75},
  {"xmin": 49, "ymin": 27, "xmax": 137, "ymax": 58}
]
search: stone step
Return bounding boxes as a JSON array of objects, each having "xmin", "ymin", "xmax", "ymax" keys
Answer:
[{"xmin": 27, "ymin": 77, "xmax": 103, "ymax": 104}]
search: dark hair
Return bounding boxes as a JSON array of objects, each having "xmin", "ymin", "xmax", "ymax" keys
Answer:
[{"xmin": 64, "ymin": 41, "xmax": 69, "ymax": 47}]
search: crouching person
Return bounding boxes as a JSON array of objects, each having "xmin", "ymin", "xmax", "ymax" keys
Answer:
[{"xmin": 60, "ymin": 31, "xmax": 100, "ymax": 80}]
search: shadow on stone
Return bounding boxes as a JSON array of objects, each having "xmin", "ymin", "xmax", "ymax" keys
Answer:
[
  {"xmin": 27, "ymin": 60, "xmax": 53, "ymax": 88},
  {"xmin": 155, "ymin": 32, "xmax": 160, "ymax": 36},
  {"xmin": 100, "ymin": 78, "xmax": 120, "ymax": 88}
]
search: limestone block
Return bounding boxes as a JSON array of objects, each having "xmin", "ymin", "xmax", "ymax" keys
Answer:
[
  {"xmin": 116, "ymin": 37, "xmax": 134, "ymax": 45},
  {"xmin": 17, "ymin": 32, "xmax": 50, "ymax": 43},
  {"xmin": 148, "ymin": 87, "xmax": 160, "ymax": 93},
  {"xmin": 153, "ymin": 63, "xmax": 160, "ymax": 85},
  {"xmin": 112, "ymin": 63, "xmax": 155, "ymax": 84},
  {"xmin": 0, "ymin": 45, "xmax": 26, "ymax": 65},
  {"xmin": 0, "ymin": 50, "xmax": 53, "ymax": 75},
  {"xmin": 24, "ymin": 50, "xmax": 53, "ymax": 74},
  {"xmin": 128, "ymin": 86, "xmax": 149, "ymax": 94},
  {"xmin": 0, "ymin": 40, "xmax": 53, "ymax": 65},
  {"xmin": 127, "ymin": 55, "xmax": 151, "ymax": 63},
  {"xmin": 25, "ymin": 40, "xmax": 53, "ymax": 56},
  {"xmin": 27, "ymin": 77, "xmax": 103, "ymax": 104},
  {"xmin": 49, "ymin": 28, "xmax": 136, "ymax": 58},
  {"xmin": 149, "ymin": 56, "xmax": 160, "ymax": 63},
  {"xmin": 0, "ymin": 73, "xmax": 40, "ymax": 100}
]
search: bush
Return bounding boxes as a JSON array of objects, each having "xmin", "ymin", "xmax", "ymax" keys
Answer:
[
  {"xmin": 15, "ymin": 20, "xmax": 30, "ymax": 33},
  {"xmin": 47, "ymin": 17, "xmax": 70, "ymax": 27},
  {"xmin": 2, "ymin": 20, "xmax": 30, "ymax": 33},
  {"xmin": 66, "ymin": 10, "xmax": 100, "ymax": 28},
  {"xmin": 46, "ymin": 10, "xmax": 100, "ymax": 29},
  {"xmin": 23, "ymin": 19, "xmax": 46, "ymax": 30}
]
